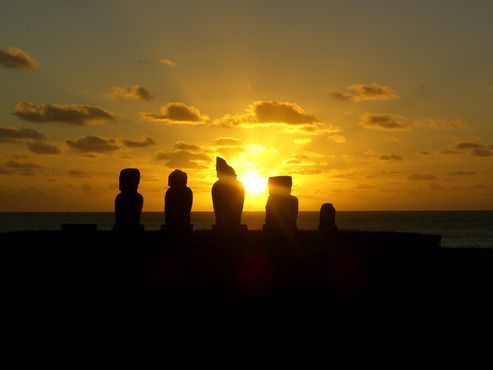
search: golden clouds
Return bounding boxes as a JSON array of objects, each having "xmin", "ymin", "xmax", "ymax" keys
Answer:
[
  {"xmin": 122, "ymin": 136, "xmax": 156, "ymax": 148},
  {"xmin": 108, "ymin": 85, "xmax": 153, "ymax": 101},
  {"xmin": 66, "ymin": 136, "xmax": 120, "ymax": 153},
  {"xmin": 294, "ymin": 138, "xmax": 312, "ymax": 145},
  {"xmin": 425, "ymin": 119, "xmax": 468, "ymax": 130},
  {"xmin": 330, "ymin": 83, "xmax": 399, "ymax": 102},
  {"xmin": 160, "ymin": 58, "xmax": 176, "ymax": 66},
  {"xmin": 214, "ymin": 100, "xmax": 317, "ymax": 127},
  {"xmin": 359, "ymin": 113, "xmax": 410, "ymax": 131},
  {"xmin": 0, "ymin": 126, "xmax": 44, "ymax": 142},
  {"xmin": 327, "ymin": 135, "xmax": 346, "ymax": 143},
  {"xmin": 213, "ymin": 100, "xmax": 340, "ymax": 137},
  {"xmin": 27, "ymin": 141, "xmax": 62, "ymax": 155},
  {"xmin": 141, "ymin": 102, "xmax": 208, "ymax": 124},
  {"xmin": 156, "ymin": 142, "xmax": 210, "ymax": 169},
  {"xmin": 379, "ymin": 154, "xmax": 403, "ymax": 161},
  {"xmin": 0, "ymin": 47, "xmax": 39, "ymax": 70},
  {"xmin": 14, "ymin": 102, "xmax": 117, "ymax": 126},
  {"xmin": 0, "ymin": 159, "xmax": 41, "ymax": 176},
  {"xmin": 408, "ymin": 174, "xmax": 436, "ymax": 181},
  {"xmin": 214, "ymin": 137, "xmax": 241, "ymax": 146}
]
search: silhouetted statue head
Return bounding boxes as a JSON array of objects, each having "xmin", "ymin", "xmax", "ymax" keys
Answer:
[
  {"xmin": 212, "ymin": 157, "xmax": 245, "ymax": 229},
  {"xmin": 168, "ymin": 169, "xmax": 187, "ymax": 188},
  {"xmin": 164, "ymin": 169, "xmax": 193, "ymax": 229},
  {"xmin": 114, "ymin": 168, "xmax": 144, "ymax": 231},
  {"xmin": 319, "ymin": 203, "xmax": 337, "ymax": 231},
  {"xmin": 216, "ymin": 157, "xmax": 236, "ymax": 181},
  {"xmin": 264, "ymin": 175, "xmax": 298, "ymax": 233},
  {"xmin": 119, "ymin": 168, "xmax": 140, "ymax": 193},
  {"xmin": 268, "ymin": 176, "xmax": 292, "ymax": 197}
]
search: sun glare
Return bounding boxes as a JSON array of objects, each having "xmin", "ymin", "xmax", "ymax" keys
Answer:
[{"xmin": 240, "ymin": 171, "xmax": 267, "ymax": 195}]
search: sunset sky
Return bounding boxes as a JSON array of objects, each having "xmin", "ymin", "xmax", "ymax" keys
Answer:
[{"xmin": 1, "ymin": 0, "xmax": 492, "ymax": 211}]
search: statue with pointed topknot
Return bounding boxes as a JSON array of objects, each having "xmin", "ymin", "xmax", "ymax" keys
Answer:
[
  {"xmin": 211, "ymin": 157, "xmax": 245, "ymax": 229},
  {"xmin": 164, "ymin": 169, "xmax": 193, "ymax": 229},
  {"xmin": 114, "ymin": 168, "xmax": 144, "ymax": 231}
]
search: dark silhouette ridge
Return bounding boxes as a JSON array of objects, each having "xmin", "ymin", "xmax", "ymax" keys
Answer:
[
  {"xmin": 211, "ymin": 157, "xmax": 246, "ymax": 231},
  {"xmin": 319, "ymin": 203, "xmax": 337, "ymax": 231},
  {"xmin": 61, "ymin": 224, "xmax": 97, "ymax": 232},
  {"xmin": 264, "ymin": 176, "xmax": 298, "ymax": 233},
  {"xmin": 163, "ymin": 169, "xmax": 193, "ymax": 231},
  {"xmin": 113, "ymin": 168, "xmax": 144, "ymax": 231}
]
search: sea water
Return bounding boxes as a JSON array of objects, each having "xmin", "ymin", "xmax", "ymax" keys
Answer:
[{"xmin": 0, "ymin": 211, "xmax": 492, "ymax": 248}]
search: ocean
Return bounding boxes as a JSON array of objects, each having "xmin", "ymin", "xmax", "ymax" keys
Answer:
[{"xmin": 1, "ymin": 211, "xmax": 492, "ymax": 248}]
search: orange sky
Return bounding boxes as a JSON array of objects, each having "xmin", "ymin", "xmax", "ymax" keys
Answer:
[{"xmin": 1, "ymin": 1, "xmax": 492, "ymax": 211}]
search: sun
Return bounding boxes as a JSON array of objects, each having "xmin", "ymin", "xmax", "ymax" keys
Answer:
[{"xmin": 240, "ymin": 171, "xmax": 267, "ymax": 195}]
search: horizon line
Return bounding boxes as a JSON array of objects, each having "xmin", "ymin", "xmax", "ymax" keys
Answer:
[{"xmin": 1, "ymin": 209, "xmax": 493, "ymax": 213}]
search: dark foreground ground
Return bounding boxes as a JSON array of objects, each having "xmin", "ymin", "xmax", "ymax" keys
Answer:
[{"xmin": 1, "ymin": 229, "xmax": 492, "ymax": 313}]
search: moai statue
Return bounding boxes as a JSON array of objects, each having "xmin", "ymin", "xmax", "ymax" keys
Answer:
[
  {"xmin": 163, "ymin": 169, "xmax": 193, "ymax": 231},
  {"xmin": 114, "ymin": 168, "xmax": 144, "ymax": 231},
  {"xmin": 319, "ymin": 203, "xmax": 337, "ymax": 232},
  {"xmin": 211, "ymin": 157, "xmax": 245, "ymax": 230},
  {"xmin": 264, "ymin": 176, "xmax": 298, "ymax": 232}
]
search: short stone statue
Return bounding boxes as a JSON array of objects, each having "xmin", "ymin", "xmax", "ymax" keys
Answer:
[
  {"xmin": 114, "ymin": 168, "xmax": 144, "ymax": 231},
  {"xmin": 319, "ymin": 203, "xmax": 337, "ymax": 231},
  {"xmin": 264, "ymin": 176, "xmax": 298, "ymax": 232},
  {"xmin": 164, "ymin": 169, "xmax": 193, "ymax": 230}
]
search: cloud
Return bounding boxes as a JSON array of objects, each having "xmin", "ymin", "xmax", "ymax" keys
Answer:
[
  {"xmin": 174, "ymin": 141, "xmax": 202, "ymax": 151},
  {"xmin": 379, "ymin": 154, "xmax": 403, "ymax": 161},
  {"xmin": 212, "ymin": 138, "xmax": 247, "ymax": 157},
  {"xmin": 27, "ymin": 141, "xmax": 62, "ymax": 155},
  {"xmin": 141, "ymin": 102, "xmax": 208, "ymax": 124},
  {"xmin": 5, "ymin": 159, "xmax": 41, "ymax": 169},
  {"xmin": 327, "ymin": 135, "xmax": 346, "ymax": 143},
  {"xmin": 283, "ymin": 123, "xmax": 340, "ymax": 136},
  {"xmin": 0, "ymin": 125, "xmax": 45, "ymax": 142},
  {"xmin": 456, "ymin": 142, "xmax": 485, "ymax": 150},
  {"xmin": 284, "ymin": 159, "xmax": 301, "ymax": 165},
  {"xmin": 156, "ymin": 142, "xmax": 210, "ymax": 169},
  {"xmin": 213, "ymin": 100, "xmax": 340, "ymax": 136},
  {"xmin": 66, "ymin": 135, "xmax": 120, "ymax": 153},
  {"xmin": 0, "ymin": 47, "xmax": 39, "ymax": 69},
  {"xmin": 471, "ymin": 148, "xmax": 493, "ymax": 157},
  {"xmin": 160, "ymin": 59, "xmax": 176, "ymax": 66},
  {"xmin": 122, "ymin": 136, "xmax": 156, "ymax": 148},
  {"xmin": 294, "ymin": 138, "xmax": 312, "ymax": 145},
  {"xmin": 425, "ymin": 119, "xmax": 468, "ymax": 129},
  {"xmin": 214, "ymin": 100, "xmax": 317, "ymax": 127},
  {"xmin": 407, "ymin": 174, "xmax": 436, "ymax": 181},
  {"xmin": 14, "ymin": 102, "xmax": 117, "ymax": 126},
  {"xmin": 1, "ymin": 159, "xmax": 42, "ymax": 175},
  {"xmin": 0, "ymin": 168, "xmax": 14, "ymax": 175},
  {"xmin": 285, "ymin": 168, "xmax": 322, "ymax": 175},
  {"xmin": 440, "ymin": 149, "xmax": 460, "ymax": 155},
  {"xmin": 214, "ymin": 137, "xmax": 242, "ymax": 146},
  {"xmin": 108, "ymin": 85, "xmax": 153, "ymax": 101},
  {"xmin": 429, "ymin": 182, "xmax": 443, "ymax": 191},
  {"xmin": 330, "ymin": 83, "xmax": 399, "ymax": 102},
  {"xmin": 250, "ymin": 101, "xmax": 317, "ymax": 124},
  {"xmin": 359, "ymin": 113, "xmax": 411, "ymax": 131},
  {"xmin": 291, "ymin": 152, "xmax": 323, "ymax": 161},
  {"xmin": 445, "ymin": 171, "xmax": 475, "ymax": 176},
  {"xmin": 450, "ymin": 140, "xmax": 493, "ymax": 157},
  {"xmin": 281, "ymin": 151, "xmax": 326, "ymax": 175},
  {"xmin": 67, "ymin": 170, "xmax": 91, "ymax": 178}
]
